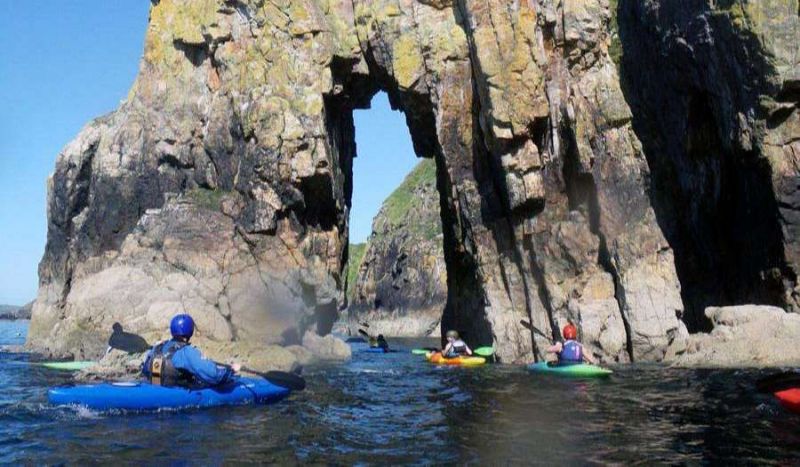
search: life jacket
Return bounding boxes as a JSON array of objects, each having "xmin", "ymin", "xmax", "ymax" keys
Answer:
[
  {"xmin": 445, "ymin": 339, "xmax": 468, "ymax": 357},
  {"xmin": 146, "ymin": 340, "xmax": 196, "ymax": 387},
  {"xmin": 559, "ymin": 340, "xmax": 583, "ymax": 364}
]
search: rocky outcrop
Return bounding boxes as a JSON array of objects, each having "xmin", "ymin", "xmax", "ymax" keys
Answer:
[
  {"xmin": 0, "ymin": 302, "xmax": 32, "ymax": 320},
  {"xmin": 666, "ymin": 305, "xmax": 800, "ymax": 368},
  {"xmin": 340, "ymin": 159, "xmax": 446, "ymax": 337},
  {"xmin": 76, "ymin": 337, "xmax": 306, "ymax": 382},
  {"xmin": 30, "ymin": 0, "xmax": 800, "ymax": 364}
]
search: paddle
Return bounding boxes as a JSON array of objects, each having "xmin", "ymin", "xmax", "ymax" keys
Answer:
[
  {"xmin": 519, "ymin": 319, "xmax": 553, "ymax": 342},
  {"xmin": 473, "ymin": 346, "xmax": 495, "ymax": 357},
  {"xmin": 411, "ymin": 347, "xmax": 439, "ymax": 355},
  {"xmin": 756, "ymin": 371, "xmax": 800, "ymax": 393},
  {"xmin": 358, "ymin": 329, "xmax": 371, "ymax": 339},
  {"xmin": 220, "ymin": 363, "xmax": 307, "ymax": 391},
  {"xmin": 244, "ymin": 368, "xmax": 306, "ymax": 391}
]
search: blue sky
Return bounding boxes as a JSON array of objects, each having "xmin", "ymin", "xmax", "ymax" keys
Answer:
[{"xmin": 0, "ymin": 1, "xmax": 416, "ymax": 305}]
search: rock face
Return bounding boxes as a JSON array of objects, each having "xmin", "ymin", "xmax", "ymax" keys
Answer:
[
  {"xmin": 29, "ymin": 0, "xmax": 800, "ymax": 364},
  {"xmin": 342, "ymin": 159, "xmax": 446, "ymax": 337},
  {"xmin": 666, "ymin": 305, "xmax": 800, "ymax": 368},
  {"xmin": 618, "ymin": 0, "xmax": 800, "ymax": 327}
]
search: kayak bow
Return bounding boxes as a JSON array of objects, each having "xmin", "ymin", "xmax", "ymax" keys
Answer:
[{"xmin": 40, "ymin": 361, "xmax": 96, "ymax": 371}]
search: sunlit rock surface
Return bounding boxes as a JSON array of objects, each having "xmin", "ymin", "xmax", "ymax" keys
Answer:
[{"xmin": 29, "ymin": 0, "xmax": 800, "ymax": 364}]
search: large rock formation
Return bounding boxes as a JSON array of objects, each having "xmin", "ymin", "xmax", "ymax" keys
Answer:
[
  {"xmin": 618, "ymin": 0, "xmax": 800, "ymax": 331},
  {"xmin": 29, "ymin": 0, "xmax": 800, "ymax": 364},
  {"xmin": 341, "ymin": 159, "xmax": 447, "ymax": 337},
  {"xmin": 666, "ymin": 305, "xmax": 800, "ymax": 368}
]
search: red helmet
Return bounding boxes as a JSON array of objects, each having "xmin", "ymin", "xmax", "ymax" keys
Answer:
[{"xmin": 562, "ymin": 324, "xmax": 577, "ymax": 340}]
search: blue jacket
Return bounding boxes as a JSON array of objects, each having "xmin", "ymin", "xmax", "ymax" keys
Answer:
[{"xmin": 142, "ymin": 339, "xmax": 234, "ymax": 387}]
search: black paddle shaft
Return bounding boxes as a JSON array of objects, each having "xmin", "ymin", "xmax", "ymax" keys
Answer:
[
  {"xmin": 756, "ymin": 371, "xmax": 800, "ymax": 393},
  {"xmin": 218, "ymin": 363, "xmax": 307, "ymax": 391},
  {"xmin": 242, "ymin": 366, "xmax": 307, "ymax": 391},
  {"xmin": 520, "ymin": 320, "xmax": 553, "ymax": 342}
]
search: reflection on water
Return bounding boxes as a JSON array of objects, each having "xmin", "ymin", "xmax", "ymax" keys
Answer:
[{"xmin": 1, "ymin": 324, "xmax": 799, "ymax": 464}]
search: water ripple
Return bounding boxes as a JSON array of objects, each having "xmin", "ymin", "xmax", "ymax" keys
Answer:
[{"xmin": 1, "ymin": 327, "xmax": 799, "ymax": 463}]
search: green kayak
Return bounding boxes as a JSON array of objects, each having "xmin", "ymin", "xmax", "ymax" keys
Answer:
[
  {"xmin": 528, "ymin": 362, "xmax": 612, "ymax": 377},
  {"xmin": 40, "ymin": 361, "xmax": 96, "ymax": 371}
]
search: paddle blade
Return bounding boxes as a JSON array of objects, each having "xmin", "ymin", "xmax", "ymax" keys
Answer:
[
  {"xmin": 756, "ymin": 371, "xmax": 800, "ymax": 393},
  {"xmin": 411, "ymin": 347, "xmax": 439, "ymax": 355},
  {"xmin": 40, "ymin": 361, "xmax": 96, "ymax": 371},
  {"xmin": 263, "ymin": 371, "xmax": 307, "ymax": 391},
  {"xmin": 473, "ymin": 347, "xmax": 495, "ymax": 357},
  {"xmin": 358, "ymin": 329, "xmax": 370, "ymax": 338}
]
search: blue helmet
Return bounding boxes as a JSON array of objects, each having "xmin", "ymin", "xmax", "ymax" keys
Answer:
[{"xmin": 170, "ymin": 314, "xmax": 195, "ymax": 339}]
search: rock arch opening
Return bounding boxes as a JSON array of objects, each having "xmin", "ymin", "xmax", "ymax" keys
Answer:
[{"xmin": 337, "ymin": 91, "xmax": 449, "ymax": 337}]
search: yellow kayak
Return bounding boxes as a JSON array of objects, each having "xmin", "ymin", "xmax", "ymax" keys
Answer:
[{"xmin": 425, "ymin": 351, "xmax": 486, "ymax": 366}]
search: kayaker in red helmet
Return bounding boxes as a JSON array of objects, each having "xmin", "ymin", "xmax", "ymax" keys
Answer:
[{"xmin": 546, "ymin": 323, "xmax": 595, "ymax": 365}]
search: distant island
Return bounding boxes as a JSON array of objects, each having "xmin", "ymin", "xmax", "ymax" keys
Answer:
[{"xmin": 0, "ymin": 302, "xmax": 33, "ymax": 320}]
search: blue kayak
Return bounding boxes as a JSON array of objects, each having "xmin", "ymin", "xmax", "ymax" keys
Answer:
[
  {"xmin": 48, "ymin": 377, "xmax": 290, "ymax": 411},
  {"xmin": 362, "ymin": 347, "xmax": 393, "ymax": 353}
]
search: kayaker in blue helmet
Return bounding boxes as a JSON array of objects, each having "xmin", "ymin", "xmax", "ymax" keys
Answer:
[
  {"xmin": 376, "ymin": 334, "xmax": 389, "ymax": 350},
  {"xmin": 546, "ymin": 323, "xmax": 595, "ymax": 365},
  {"xmin": 142, "ymin": 314, "xmax": 242, "ymax": 388},
  {"xmin": 443, "ymin": 330, "xmax": 472, "ymax": 358}
]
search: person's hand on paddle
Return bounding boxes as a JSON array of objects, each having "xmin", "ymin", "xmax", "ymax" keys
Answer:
[{"xmin": 231, "ymin": 363, "xmax": 242, "ymax": 373}]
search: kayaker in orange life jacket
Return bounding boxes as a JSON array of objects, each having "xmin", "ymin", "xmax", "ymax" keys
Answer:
[
  {"xmin": 142, "ymin": 314, "xmax": 242, "ymax": 388},
  {"xmin": 546, "ymin": 323, "xmax": 595, "ymax": 365}
]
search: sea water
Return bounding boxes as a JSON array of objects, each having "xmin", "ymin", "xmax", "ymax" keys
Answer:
[{"xmin": 1, "ymin": 320, "xmax": 799, "ymax": 464}]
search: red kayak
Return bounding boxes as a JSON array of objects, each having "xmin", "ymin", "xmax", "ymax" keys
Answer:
[{"xmin": 774, "ymin": 388, "xmax": 800, "ymax": 414}]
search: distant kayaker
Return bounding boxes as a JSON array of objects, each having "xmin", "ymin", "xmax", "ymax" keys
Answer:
[
  {"xmin": 546, "ymin": 323, "xmax": 595, "ymax": 365},
  {"xmin": 142, "ymin": 314, "xmax": 241, "ymax": 388},
  {"xmin": 443, "ymin": 330, "xmax": 472, "ymax": 358},
  {"xmin": 376, "ymin": 334, "xmax": 389, "ymax": 350}
]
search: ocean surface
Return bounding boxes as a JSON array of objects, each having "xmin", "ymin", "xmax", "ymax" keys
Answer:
[{"xmin": 1, "ymin": 320, "xmax": 799, "ymax": 464}]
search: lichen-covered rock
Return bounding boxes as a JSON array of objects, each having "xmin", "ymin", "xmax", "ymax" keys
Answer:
[
  {"xmin": 340, "ymin": 160, "xmax": 446, "ymax": 337},
  {"xmin": 29, "ymin": 0, "xmax": 800, "ymax": 365}
]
